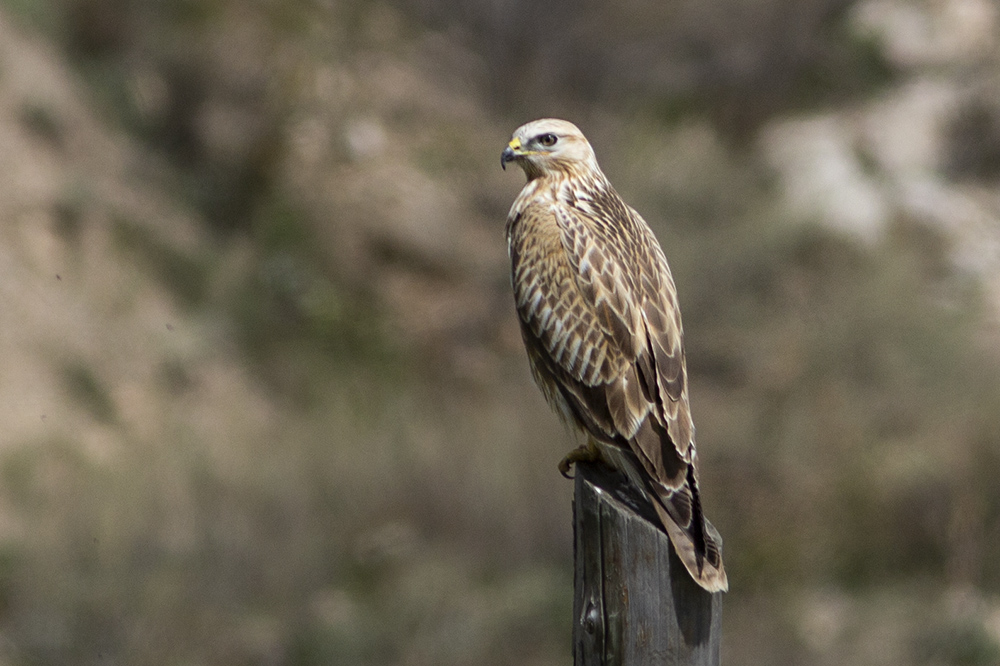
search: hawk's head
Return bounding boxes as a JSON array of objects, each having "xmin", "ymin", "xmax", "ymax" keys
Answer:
[{"xmin": 501, "ymin": 118, "xmax": 599, "ymax": 180}]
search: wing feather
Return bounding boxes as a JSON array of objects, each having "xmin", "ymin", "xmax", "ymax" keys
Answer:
[{"xmin": 511, "ymin": 197, "xmax": 696, "ymax": 456}]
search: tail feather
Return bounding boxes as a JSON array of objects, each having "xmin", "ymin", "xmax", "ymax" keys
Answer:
[
  {"xmin": 651, "ymin": 492, "xmax": 728, "ymax": 593},
  {"xmin": 647, "ymin": 464, "xmax": 727, "ymax": 593}
]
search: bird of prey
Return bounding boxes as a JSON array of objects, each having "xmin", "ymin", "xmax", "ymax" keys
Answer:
[{"xmin": 501, "ymin": 118, "xmax": 727, "ymax": 593}]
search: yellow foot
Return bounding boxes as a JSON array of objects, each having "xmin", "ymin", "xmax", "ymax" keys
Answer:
[{"xmin": 558, "ymin": 441, "xmax": 601, "ymax": 479}]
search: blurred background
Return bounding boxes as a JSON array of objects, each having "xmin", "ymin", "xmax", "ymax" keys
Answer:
[{"xmin": 0, "ymin": 0, "xmax": 999, "ymax": 664}]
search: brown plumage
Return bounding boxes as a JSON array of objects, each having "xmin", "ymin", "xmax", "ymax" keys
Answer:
[{"xmin": 501, "ymin": 118, "xmax": 728, "ymax": 593}]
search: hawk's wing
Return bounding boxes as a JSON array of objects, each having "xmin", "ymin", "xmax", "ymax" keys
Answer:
[
  {"xmin": 511, "ymin": 199, "xmax": 694, "ymax": 482},
  {"xmin": 509, "ymin": 202, "xmax": 644, "ymax": 441},
  {"xmin": 625, "ymin": 205, "xmax": 697, "ymax": 463},
  {"xmin": 509, "ymin": 198, "xmax": 727, "ymax": 592}
]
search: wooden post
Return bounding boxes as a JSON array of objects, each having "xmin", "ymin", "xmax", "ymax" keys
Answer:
[{"xmin": 573, "ymin": 461, "xmax": 722, "ymax": 666}]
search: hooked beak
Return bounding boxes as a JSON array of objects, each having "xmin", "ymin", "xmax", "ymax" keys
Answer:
[{"xmin": 500, "ymin": 137, "xmax": 522, "ymax": 170}]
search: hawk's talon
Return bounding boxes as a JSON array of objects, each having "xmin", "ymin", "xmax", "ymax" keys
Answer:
[
  {"xmin": 558, "ymin": 457, "xmax": 575, "ymax": 479},
  {"xmin": 558, "ymin": 442, "xmax": 601, "ymax": 479}
]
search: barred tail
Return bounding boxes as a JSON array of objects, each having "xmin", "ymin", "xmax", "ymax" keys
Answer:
[{"xmin": 649, "ymin": 467, "xmax": 728, "ymax": 593}]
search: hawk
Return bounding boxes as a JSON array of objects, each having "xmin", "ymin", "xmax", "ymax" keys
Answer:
[{"xmin": 501, "ymin": 118, "xmax": 728, "ymax": 593}]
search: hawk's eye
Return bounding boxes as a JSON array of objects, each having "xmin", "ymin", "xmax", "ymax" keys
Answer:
[{"xmin": 537, "ymin": 133, "xmax": 558, "ymax": 147}]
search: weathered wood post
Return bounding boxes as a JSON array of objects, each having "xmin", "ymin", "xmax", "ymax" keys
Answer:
[{"xmin": 573, "ymin": 461, "xmax": 722, "ymax": 665}]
